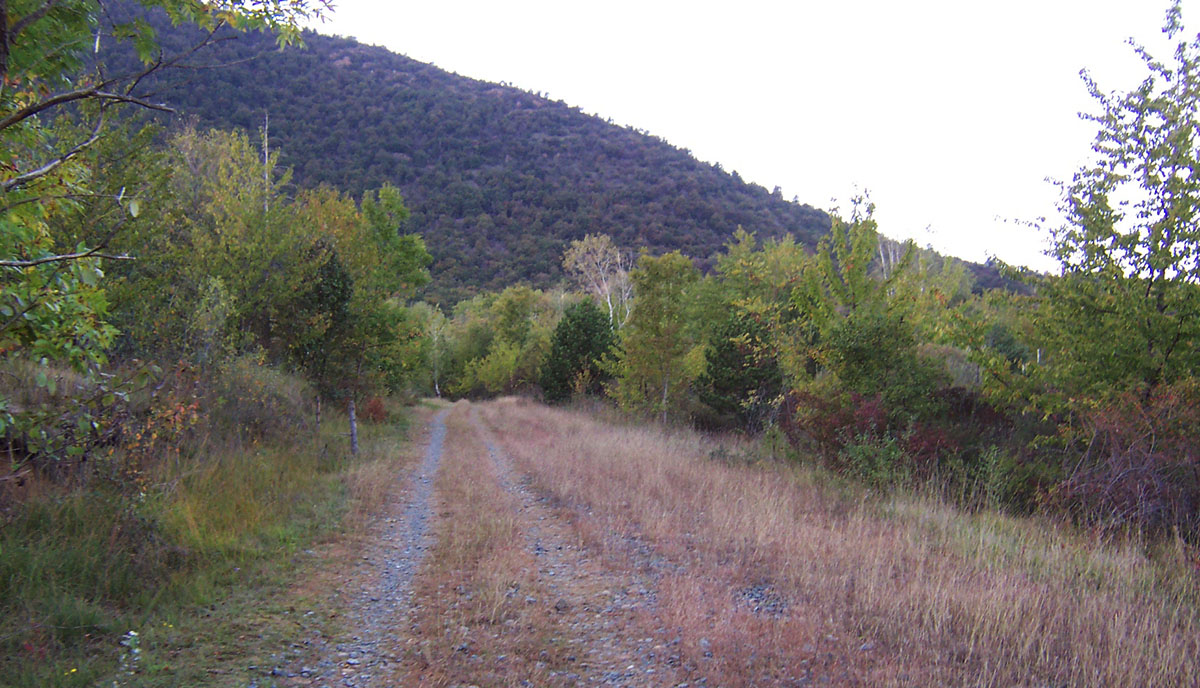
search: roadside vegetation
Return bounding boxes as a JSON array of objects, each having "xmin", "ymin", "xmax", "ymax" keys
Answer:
[
  {"xmin": 3, "ymin": 0, "xmax": 1200, "ymax": 685},
  {"xmin": 414, "ymin": 2, "xmax": 1200, "ymax": 552},
  {"xmin": 479, "ymin": 397, "xmax": 1200, "ymax": 687},
  {"xmin": 1, "ymin": 2, "xmax": 429, "ymax": 684},
  {"xmin": 0, "ymin": 360, "xmax": 415, "ymax": 687}
]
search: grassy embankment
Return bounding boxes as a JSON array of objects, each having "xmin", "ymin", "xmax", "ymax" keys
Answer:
[
  {"xmin": 473, "ymin": 397, "xmax": 1199, "ymax": 687},
  {"xmin": 0, "ymin": 362, "xmax": 419, "ymax": 688}
]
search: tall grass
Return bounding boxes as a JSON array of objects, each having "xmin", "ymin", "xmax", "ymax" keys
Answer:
[
  {"xmin": 0, "ymin": 362, "xmax": 411, "ymax": 688},
  {"xmin": 396, "ymin": 403, "xmax": 558, "ymax": 685},
  {"xmin": 479, "ymin": 397, "xmax": 1200, "ymax": 687}
]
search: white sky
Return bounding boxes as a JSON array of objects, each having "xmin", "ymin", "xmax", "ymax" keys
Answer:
[{"xmin": 308, "ymin": 0, "xmax": 1194, "ymax": 271}]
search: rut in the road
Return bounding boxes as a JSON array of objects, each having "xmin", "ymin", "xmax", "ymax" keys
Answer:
[
  {"xmin": 469, "ymin": 409, "xmax": 685, "ymax": 687},
  {"xmin": 270, "ymin": 408, "xmax": 448, "ymax": 687}
]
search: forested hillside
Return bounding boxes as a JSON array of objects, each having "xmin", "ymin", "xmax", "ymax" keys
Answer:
[
  {"xmin": 5, "ymin": 1, "xmax": 1200, "ymax": 684},
  {"xmin": 108, "ymin": 13, "xmax": 1016, "ymax": 303}
]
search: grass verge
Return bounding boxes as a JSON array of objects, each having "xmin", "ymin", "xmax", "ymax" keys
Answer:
[
  {"xmin": 0, "ymin": 404, "xmax": 414, "ymax": 688},
  {"xmin": 478, "ymin": 396, "xmax": 1200, "ymax": 687}
]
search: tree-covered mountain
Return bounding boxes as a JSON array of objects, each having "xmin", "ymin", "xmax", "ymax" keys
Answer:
[{"xmin": 116, "ymin": 11, "xmax": 1011, "ymax": 303}]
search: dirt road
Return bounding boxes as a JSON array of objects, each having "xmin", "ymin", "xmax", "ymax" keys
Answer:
[
  {"xmin": 272, "ymin": 401, "xmax": 693, "ymax": 687},
  {"xmin": 263, "ymin": 398, "xmax": 1198, "ymax": 688}
]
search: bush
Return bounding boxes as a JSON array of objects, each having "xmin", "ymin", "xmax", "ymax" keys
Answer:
[
  {"xmin": 839, "ymin": 433, "xmax": 911, "ymax": 487},
  {"xmin": 1055, "ymin": 381, "xmax": 1200, "ymax": 539},
  {"xmin": 361, "ymin": 396, "xmax": 388, "ymax": 424},
  {"xmin": 204, "ymin": 356, "xmax": 313, "ymax": 442},
  {"xmin": 697, "ymin": 311, "xmax": 783, "ymax": 431}
]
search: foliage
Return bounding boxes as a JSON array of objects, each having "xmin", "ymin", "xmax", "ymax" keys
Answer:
[
  {"xmin": 446, "ymin": 286, "xmax": 556, "ymax": 396},
  {"xmin": 822, "ymin": 308, "xmax": 947, "ymax": 425},
  {"xmin": 714, "ymin": 229, "xmax": 812, "ymax": 377},
  {"xmin": 0, "ymin": 0, "xmax": 328, "ymax": 465},
  {"xmin": 610, "ymin": 251, "xmax": 699, "ymax": 422},
  {"xmin": 790, "ymin": 201, "xmax": 945, "ymax": 426},
  {"xmin": 540, "ymin": 299, "xmax": 616, "ymax": 403},
  {"xmin": 696, "ymin": 311, "xmax": 782, "ymax": 431},
  {"xmin": 1028, "ymin": 1, "xmax": 1200, "ymax": 413},
  {"xmin": 839, "ymin": 432, "xmax": 912, "ymax": 488},
  {"xmin": 287, "ymin": 183, "xmax": 432, "ymax": 414}
]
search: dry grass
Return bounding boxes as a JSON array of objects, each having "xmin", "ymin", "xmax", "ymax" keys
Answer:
[
  {"xmin": 477, "ymin": 396, "xmax": 1200, "ymax": 688},
  {"xmin": 342, "ymin": 407, "xmax": 424, "ymax": 529},
  {"xmin": 394, "ymin": 402, "xmax": 569, "ymax": 686}
]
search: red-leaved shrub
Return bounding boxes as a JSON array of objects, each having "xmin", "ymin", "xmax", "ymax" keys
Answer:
[
  {"xmin": 1056, "ymin": 381, "xmax": 1200, "ymax": 538},
  {"xmin": 361, "ymin": 396, "xmax": 388, "ymax": 424}
]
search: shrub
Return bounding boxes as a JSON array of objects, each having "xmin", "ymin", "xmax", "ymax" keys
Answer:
[
  {"xmin": 697, "ymin": 311, "xmax": 783, "ymax": 431},
  {"xmin": 361, "ymin": 396, "xmax": 388, "ymax": 424},
  {"xmin": 839, "ymin": 432, "xmax": 911, "ymax": 487},
  {"xmin": 204, "ymin": 356, "xmax": 313, "ymax": 442},
  {"xmin": 1055, "ymin": 381, "xmax": 1200, "ymax": 539}
]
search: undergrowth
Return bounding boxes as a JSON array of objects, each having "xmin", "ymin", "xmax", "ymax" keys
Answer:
[{"xmin": 0, "ymin": 365, "xmax": 412, "ymax": 688}]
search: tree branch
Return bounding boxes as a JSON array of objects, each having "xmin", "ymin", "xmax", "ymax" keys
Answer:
[
  {"xmin": 0, "ymin": 87, "xmax": 100, "ymax": 131},
  {"xmin": 0, "ymin": 247, "xmax": 134, "ymax": 268},
  {"xmin": 2, "ymin": 115, "xmax": 104, "ymax": 192},
  {"xmin": 0, "ymin": 73, "xmax": 174, "ymax": 133},
  {"xmin": 94, "ymin": 90, "xmax": 175, "ymax": 112}
]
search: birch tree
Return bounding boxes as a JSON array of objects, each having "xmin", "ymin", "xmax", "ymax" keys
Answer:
[{"xmin": 562, "ymin": 233, "xmax": 633, "ymax": 329}]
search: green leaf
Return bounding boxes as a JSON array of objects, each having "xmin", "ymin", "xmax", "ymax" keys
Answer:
[
  {"xmin": 79, "ymin": 266, "xmax": 99, "ymax": 287},
  {"xmin": 128, "ymin": 199, "xmax": 141, "ymax": 218}
]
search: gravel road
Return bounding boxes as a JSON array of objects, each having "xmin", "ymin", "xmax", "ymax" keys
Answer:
[
  {"xmin": 470, "ymin": 409, "xmax": 684, "ymax": 687},
  {"xmin": 267, "ymin": 409, "xmax": 448, "ymax": 687}
]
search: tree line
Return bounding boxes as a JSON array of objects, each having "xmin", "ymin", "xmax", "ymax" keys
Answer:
[
  {"xmin": 410, "ymin": 4, "xmax": 1200, "ymax": 537},
  {"xmin": 3, "ymin": 0, "xmax": 1198, "ymax": 545}
]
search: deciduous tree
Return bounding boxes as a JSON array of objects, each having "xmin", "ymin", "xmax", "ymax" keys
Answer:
[
  {"xmin": 1029, "ymin": 0, "xmax": 1200, "ymax": 412},
  {"xmin": 611, "ymin": 251, "xmax": 698, "ymax": 423}
]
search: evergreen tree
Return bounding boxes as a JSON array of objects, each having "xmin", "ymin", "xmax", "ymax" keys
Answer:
[
  {"xmin": 540, "ymin": 300, "xmax": 616, "ymax": 403},
  {"xmin": 698, "ymin": 311, "xmax": 782, "ymax": 431}
]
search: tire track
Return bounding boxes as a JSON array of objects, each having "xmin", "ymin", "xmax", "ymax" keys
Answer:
[
  {"xmin": 468, "ymin": 408, "xmax": 685, "ymax": 687},
  {"xmin": 270, "ymin": 408, "xmax": 448, "ymax": 687}
]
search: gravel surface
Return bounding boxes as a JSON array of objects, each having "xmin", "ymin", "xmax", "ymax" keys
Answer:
[
  {"xmin": 263, "ymin": 405, "xmax": 700, "ymax": 687},
  {"xmin": 265, "ymin": 409, "xmax": 448, "ymax": 687},
  {"xmin": 470, "ymin": 409, "xmax": 687, "ymax": 687}
]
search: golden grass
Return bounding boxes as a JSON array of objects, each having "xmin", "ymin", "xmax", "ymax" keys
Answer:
[
  {"xmin": 395, "ymin": 402, "xmax": 566, "ymax": 686},
  {"xmin": 477, "ymin": 396, "xmax": 1200, "ymax": 688}
]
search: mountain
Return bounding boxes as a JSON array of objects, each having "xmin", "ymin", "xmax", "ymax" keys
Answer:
[{"xmin": 113, "ymin": 11, "xmax": 1012, "ymax": 303}]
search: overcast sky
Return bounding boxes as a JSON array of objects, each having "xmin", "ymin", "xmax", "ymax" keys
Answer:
[{"xmin": 308, "ymin": 1, "xmax": 1194, "ymax": 271}]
